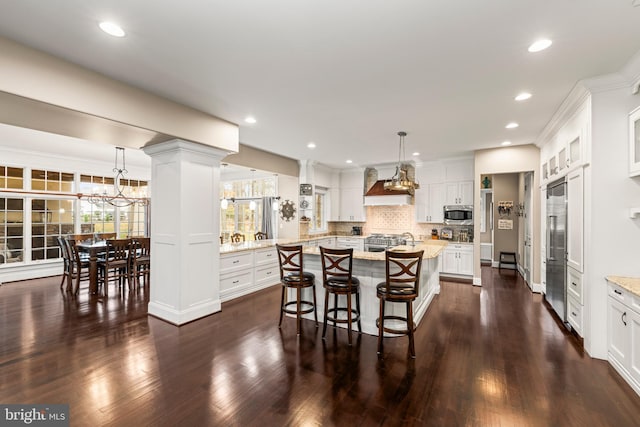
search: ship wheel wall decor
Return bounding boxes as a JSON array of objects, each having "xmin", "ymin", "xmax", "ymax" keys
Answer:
[{"xmin": 280, "ymin": 200, "xmax": 296, "ymax": 222}]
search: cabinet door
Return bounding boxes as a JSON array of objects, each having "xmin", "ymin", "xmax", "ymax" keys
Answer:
[
  {"xmin": 441, "ymin": 249, "xmax": 458, "ymax": 274},
  {"xmin": 445, "ymin": 182, "xmax": 460, "ymax": 205},
  {"xmin": 609, "ymin": 298, "xmax": 629, "ymax": 366},
  {"xmin": 339, "ymin": 188, "xmax": 365, "ymax": 221},
  {"xmin": 567, "ymin": 169, "xmax": 583, "ymax": 272},
  {"xmin": 458, "ymin": 181, "xmax": 474, "ymax": 205},
  {"xmin": 329, "ymin": 188, "xmax": 340, "ymax": 221},
  {"xmin": 630, "ymin": 309, "xmax": 640, "ymax": 385},
  {"xmin": 630, "ymin": 106, "xmax": 640, "ymax": 177},
  {"xmin": 458, "ymin": 250, "xmax": 474, "ymax": 276},
  {"xmin": 414, "ymin": 188, "xmax": 429, "ymax": 223},
  {"xmin": 427, "ymin": 183, "xmax": 445, "ymax": 223}
]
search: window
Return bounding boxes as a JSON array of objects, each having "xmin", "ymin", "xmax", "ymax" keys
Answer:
[
  {"xmin": 0, "ymin": 166, "xmax": 24, "ymax": 190},
  {"xmin": 31, "ymin": 169, "xmax": 74, "ymax": 192},
  {"xmin": 220, "ymin": 176, "xmax": 276, "ymax": 241},
  {"xmin": 0, "ymin": 197, "xmax": 24, "ymax": 264},
  {"xmin": 31, "ymin": 198, "xmax": 74, "ymax": 261},
  {"xmin": 311, "ymin": 187, "xmax": 328, "ymax": 232}
]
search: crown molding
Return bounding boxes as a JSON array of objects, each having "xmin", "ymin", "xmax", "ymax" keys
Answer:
[{"xmin": 535, "ymin": 83, "xmax": 591, "ymax": 147}]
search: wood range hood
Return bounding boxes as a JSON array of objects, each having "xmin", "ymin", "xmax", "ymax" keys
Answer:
[{"xmin": 363, "ymin": 180, "xmax": 413, "ymax": 206}]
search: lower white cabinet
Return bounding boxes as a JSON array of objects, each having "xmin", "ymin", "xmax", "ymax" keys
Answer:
[
  {"xmin": 336, "ymin": 237, "xmax": 364, "ymax": 251},
  {"xmin": 566, "ymin": 266, "xmax": 584, "ymax": 336},
  {"xmin": 441, "ymin": 244, "xmax": 473, "ymax": 276},
  {"xmin": 607, "ymin": 282, "xmax": 640, "ymax": 396},
  {"xmin": 220, "ymin": 247, "xmax": 280, "ymax": 302}
]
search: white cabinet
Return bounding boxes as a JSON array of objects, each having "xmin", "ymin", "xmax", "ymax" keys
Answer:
[
  {"xmin": 336, "ymin": 237, "xmax": 364, "ymax": 251},
  {"xmin": 441, "ymin": 244, "xmax": 473, "ymax": 276},
  {"xmin": 629, "ymin": 106, "xmax": 640, "ymax": 177},
  {"xmin": 220, "ymin": 247, "xmax": 280, "ymax": 302},
  {"xmin": 336, "ymin": 169, "xmax": 366, "ymax": 222},
  {"xmin": 444, "ymin": 159, "xmax": 474, "ymax": 182},
  {"xmin": 415, "ymin": 183, "xmax": 445, "ymax": 223},
  {"xmin": 445, "ymin": 181, "xmax": 473, "ymax": 205},
  {"xmin": 607, "ymin": 282, "xmax": 640, "ymax": 396},
  {"xmin": 339, "ymin": 187, "xmax": 366, "ymax": 221},
  {"xmin": 567, "ymin": 168, "xmax": 583, "ymax": 272}
]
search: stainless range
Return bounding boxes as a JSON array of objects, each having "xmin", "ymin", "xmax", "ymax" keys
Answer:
[{"xmin": 364, "ymin": 234, "xmax": 406, "ymax": 252}]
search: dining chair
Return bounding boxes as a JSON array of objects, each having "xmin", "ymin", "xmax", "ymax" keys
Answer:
[
  {"xmin": 276, "ymin": 244, "xmax": 318, "ymax": 335},
  {"xmin": 320, "ymin": 247, "xmax": 361, "ymax": 345},
  {"xmin": 130, "ymin": 237, "xmax": 151, "ymax": 290},
  {"xmin": 254, "ymin": 231, "xmax": 268, "ymax": 240},
  {"xmin": 376, "ymin": 249, "xmax": 424, "ymax": 358},
  {"xmin": 57, "ymin": 236, "xmax": 70, "ymax": 290},
  {"xmin": 66, "ymin": 238, "xmax": 91, "ymax": 295},
  {"xmin": 230, "ymin": 233, "xmax": 245, "ymax": 243},
  {"xmin": 98, "ymin": 238, "xmax": 132, "ymax": 295}
]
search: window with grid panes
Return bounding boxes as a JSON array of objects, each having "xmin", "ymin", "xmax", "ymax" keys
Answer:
[
  {"xmin": 118, "ymin": 179, "xmax": 149, "ymax": 237},
  {"xmin": 31, "ymin": 169, "xmax": 74, "ymax": 192},
  {"xmin": 0, "ymin": 197, "xmax": 24, "ymax": 264},
  {"xmin": 0, "ymin": 166, "xmax": 24, "ymax": 190},
  {"xmin": 31, "ymin": 198, "xmax": 75, "ymax": 261},
  {"xmin": 220, "ymin": 176, "xmax": 275, "ymax": 242}
]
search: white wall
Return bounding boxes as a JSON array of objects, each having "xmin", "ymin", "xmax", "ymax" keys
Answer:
[{"xmin": 277, "ymin": 175, "xmax": 299, "ymax": 239}]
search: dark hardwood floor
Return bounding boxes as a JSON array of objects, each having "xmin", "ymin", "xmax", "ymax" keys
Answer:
[{"xmin": 1, "ymin": 268, "xmax": 639, "ymax": 426}]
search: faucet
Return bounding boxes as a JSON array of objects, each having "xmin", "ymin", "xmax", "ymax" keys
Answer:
[{"xmin": 401, "ymin": 232, "xmax": 415, "ymax": 247}]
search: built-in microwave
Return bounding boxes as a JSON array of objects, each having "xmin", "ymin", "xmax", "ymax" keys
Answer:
[{"xmin": 443, "ymin": 205, "xmax": 473, "ymax": 225}]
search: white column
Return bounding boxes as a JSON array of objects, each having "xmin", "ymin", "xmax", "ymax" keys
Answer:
[{"xmin": 143, "ymin": 139, "xmax": 230, "ymax": 325}]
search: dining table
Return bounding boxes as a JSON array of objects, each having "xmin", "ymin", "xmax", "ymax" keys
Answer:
[{"xmin": 76, "ymin": 240, "xmax": 107, "ymax": 295}]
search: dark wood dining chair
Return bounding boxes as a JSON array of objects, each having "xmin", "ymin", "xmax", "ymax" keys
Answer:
[
  {"xmin": 276, "ymin": 244, "xmax": 318, "ymax": 335},
  {"xmin": 376, "ymin": 249, "xmax": 424, "ymax": 358},
  {"xmin": 65, "ymin": 238, "xmax": 91, "ymax": 295},
  {"xmin": 254, "ymin": 232, "xmax": 268, "ymax": 240},
  {"xmin": 230, "ymin": 233, "xmax": 245, "ymax": 243},
  {"xmin": 130, "ymin": 237, "xmax": 151, "ymax": 290},
  {"xmin": 98, "ymin": 238, "xmax": 132, "ymax": 295},
  {"xmin": 320, "ymin": 247, "xmax": 361, "ymax": 345},
  {"xmin": 57, "ymin": 236, "xmax": 70, "ymax": 290}
]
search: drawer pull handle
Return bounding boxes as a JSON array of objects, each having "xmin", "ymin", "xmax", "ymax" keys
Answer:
[
  {"xmin": 266, "ymin": 271, "xmax": 271, "ymax": 275},
  {"xmin": 571, "ymin": 311, "xmax": 577, "ymax": 317},
  {"xmin": 232, "ymin": 280, "xmax": 239, "ymax": 284},
  {"xmin": 622, "ymin": 312, "xmax": 627, "ymax": 326},
  {"xmin": 233, "ymin": 260, "xmax": 240, "ymax": 264},
  {"xmin": 614, "ymin": 289, "xmax": 622, "ymax": 295},
  {"xmin": 266, "ymin": 254, "xmax": 272, "ymax": 257},
  {"xmin": 571, "ymin": 282, "xmax": 577, "ymax": 287}
]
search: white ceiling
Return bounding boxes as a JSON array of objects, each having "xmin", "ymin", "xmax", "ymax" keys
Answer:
[{"xmin": 1, "ymin": 1, "xmax": 640, "ymax": 169}]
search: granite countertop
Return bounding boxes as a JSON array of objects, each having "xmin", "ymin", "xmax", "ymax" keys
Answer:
[
  {"xmin": 303, "ymin": 241, "xmax": 448, "ymax": 261},
  {"xmin": 606, "ymin": 276, "xmax": 640, "ymax": 297}
]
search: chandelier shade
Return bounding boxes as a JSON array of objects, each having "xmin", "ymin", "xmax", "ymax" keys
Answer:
[{"xmin": 383, "ymin": 131, "xmax": 420, "ymax": 195}]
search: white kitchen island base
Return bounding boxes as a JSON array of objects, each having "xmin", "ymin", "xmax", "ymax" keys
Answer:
[{"xmin": 293, "ymin": 244, "xmax": 444, "ymax": 337}]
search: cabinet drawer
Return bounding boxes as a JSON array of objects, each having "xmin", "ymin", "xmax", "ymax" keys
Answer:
[
  {"xmin": 220, "ymin": 270, "xmax": 253, "ymax": 292},
  {"xmin": 220, "ymin": 252, "xmax": 253, "ymax": 274},
  {"xmin": 567, "ymin": 267, "xmax": 583, "ymax": 304},
  {"xmin": 255, "ymin": 247, "xmax": 277, "ymax": 266},
  {"xmin": 608, "ymin": 283, "xmax": 628, "ymax": 305},
  {"xmin": 567, "ymin": 296, "xmax": 583, "ymax": 336},
  {"xmin": 255, "ymin": 264, "xmax": 280, "ymax": 284}
]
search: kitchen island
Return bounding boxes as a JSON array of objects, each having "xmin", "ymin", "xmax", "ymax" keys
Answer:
[{"xmin": 301, "ymin": 241, "xmax": 447, "ymax": 336}]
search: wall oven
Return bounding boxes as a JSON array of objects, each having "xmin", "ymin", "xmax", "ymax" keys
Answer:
[{"xmin": 443, "ymin": 205, "xmax": 473, "ymax": 225}]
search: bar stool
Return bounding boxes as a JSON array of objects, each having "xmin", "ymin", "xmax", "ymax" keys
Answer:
[
  {"xmin": 320, "ymin": 247, "xmax": 361, "ymax": 345},
  {"xmin": 276, "ymin": 244, "xmax": 318, "ymax": 335},
  {"xmin": 376, "ymin": 249, "xmax": 424, "ymax": 358}
]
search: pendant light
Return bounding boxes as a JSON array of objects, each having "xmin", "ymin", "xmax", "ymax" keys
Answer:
[{"xmin": 383, "ymin": 131, "xmax": 420, "ymax": 195}]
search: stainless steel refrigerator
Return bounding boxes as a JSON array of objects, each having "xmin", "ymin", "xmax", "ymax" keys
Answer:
[{"xmin": 545, "ymin": 179, "xmax": 568, "ymax": 325}]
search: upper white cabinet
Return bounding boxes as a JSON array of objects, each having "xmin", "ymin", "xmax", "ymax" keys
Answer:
[
  {"xmin": 336, "ymin": 169, "xmax": 366, "ymax": 222},
  {"xmin": 567, "ymin": 168, "xmax": 583, "ymax": 272},
  {"xmin": 444, "ymin": 159, "xmax": 474, "ymax": 182},
  {"xmin": 445, "ymin": 181, "xmax": 473, "ymax": 205},
  {"xmin": 630, "ymin": 106, "xmax": 640, "ymax": 177},
  {"xmin": 415, "ymin": 183, "xmax": 445, "ymax": 223}
]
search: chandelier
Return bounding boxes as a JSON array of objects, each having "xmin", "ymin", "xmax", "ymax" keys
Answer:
[
  {"xmin": 384, "ymin": 131, "xmax": 420, "ymax": 195},
  {"xmin": 86, "ymin": 147, "xmax": 149, "ymax": 208}
]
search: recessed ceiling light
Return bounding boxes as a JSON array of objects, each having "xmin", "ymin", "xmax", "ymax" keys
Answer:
[
  {"xmin": 505, "ymin": 122, "xmax": 519, "ymax": 129},
  {"xmin": 99, "ymin": 22, "xmax": 125, "ymax": 37},
  {"xmin": 528, "ymin": 39, "xmax": 552, "ymax": 53},
  {"xmin": 244, "ymin": 116, "xmax": 257, "ymax": 124},
  {"xmin": 307, "ymin": 142, "xmax": 316, "ymax": 149},
  {"xmin": 501, "ymin": 141, "xmax": 512, "ymax": 146},
  {"xmin": 346, "ymin": 160, "xmax": 353, "ymax": 164},
  {"xmin": 412, "ymin": 152, "xmax": 420, "ymax": 156},
  {"xmin": 515, "ymin": 92, "xmax": 532, "ymax": 101}
]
